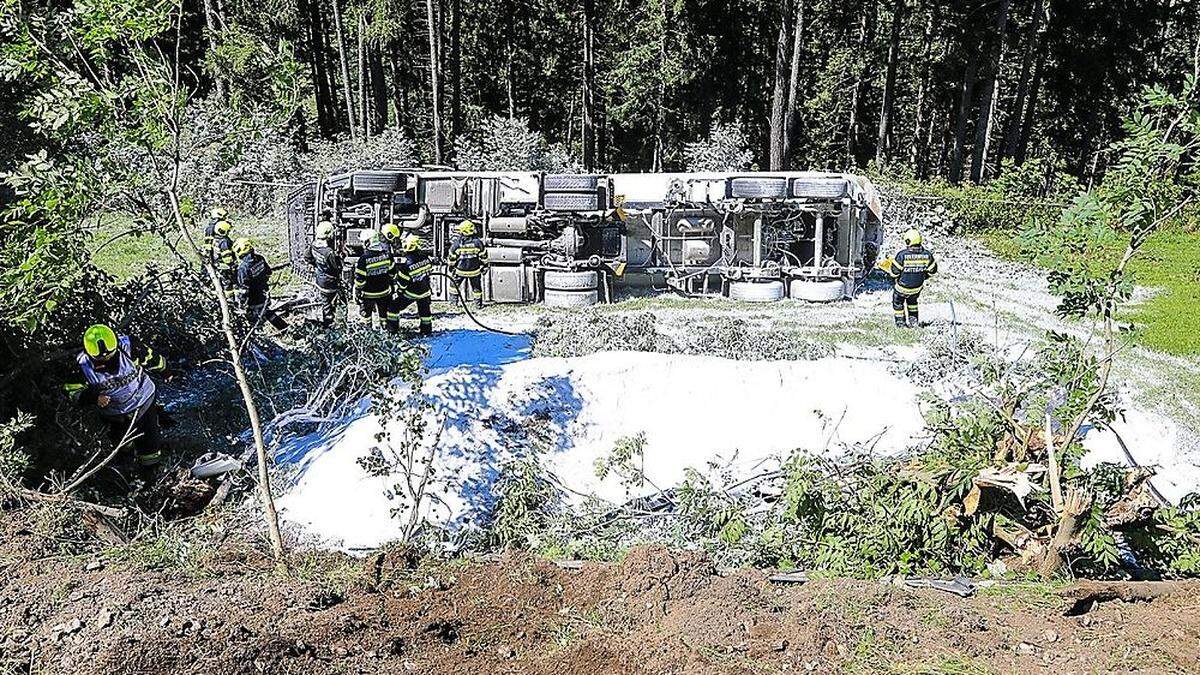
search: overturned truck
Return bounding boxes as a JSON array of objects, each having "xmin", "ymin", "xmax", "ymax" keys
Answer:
[{"xmin": 287, "ymin": 170, "xmax": 883, "ymax": 307}]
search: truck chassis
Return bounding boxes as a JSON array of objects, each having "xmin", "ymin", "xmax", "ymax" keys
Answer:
[{"xmin": 286, "ymin": 170, "xmax": 883, "ymax": 307}]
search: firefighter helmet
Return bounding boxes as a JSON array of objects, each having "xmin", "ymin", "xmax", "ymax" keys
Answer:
[
  {"xmin": 233, "ymin": 237, "xmax": 253, "ymax": 257},
  {"xmin": 903, "ymin": 229, "xmax": 923, "ymax": 246},
  {"xmin": 456, "ymin": 220, "xmax": 477, "ymax": 236},
  {"xmin": 402, "ymin": 234, "xmax": 422, "ymax": 252},
  {"xmin": 382, "ymin": 223, "xmax": 402, "ymax": 242},
  {"xmin": 83, "ymin": 324, "xmax": 119, "ymax": 360},
  {"xmin": 214, "ymin": 220, "xmax": 232, "ymax": 236},
  {"xmin": 210, "ymin": 206, "xmax": 228, "ymax": 220},
  {"xmin": 315, "ymin": 221, "xmax": 334, "ymax": 240}
]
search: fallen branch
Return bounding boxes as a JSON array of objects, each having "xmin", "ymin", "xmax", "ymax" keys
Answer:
[
  {"xmin": 1038, "ymin": 488, "xmax": 1090, "ymax": 579},
  {"xmin": 10, "ymin": 486, "xmax": 128, "ymax": 519},
  {"xmin": 1060, "ymin": 580, "xmax": 1200, "ymax": 615}
]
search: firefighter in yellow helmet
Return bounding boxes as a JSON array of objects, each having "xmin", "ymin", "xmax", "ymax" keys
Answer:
[
  {"xmin": 381, "ymin": 222, "xmax": 403, "ymax": 254},
  {"xmin": 234, "ymin": 238, "xmax": 289, "ymax": 331},
  {"xmin": 65, "ymin": 324, "xmax": 168, "ymax": 471},
  {"xmin": 308, "ymin": 221, "xmax": 343, "ymax": 326},
  {"xmin": 878, "ymin": 228, "xmax": 938, "ymax": 328},
  {"xmin": 203, "ymin": 206, "xmax": 229, "ymax": 252},
  {"xmin": 209, "ymin": 219, "xmax": 237, "ymax": 294},
  {"xmin": 392, "ymin": 234, "xmax": 434, "ymax": 336},
  {"xmin": 448, "ymin": 219, "xmax": 488, "ymax": 308},
  {"xmin": 354, "ymin": 232, "xmax": 398, "ymax": 332}
]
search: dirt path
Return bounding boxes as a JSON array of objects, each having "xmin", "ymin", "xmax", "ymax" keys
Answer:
[{"xmin": 2, "ymin": 546, "xmax": 1197, "ymax": 674}]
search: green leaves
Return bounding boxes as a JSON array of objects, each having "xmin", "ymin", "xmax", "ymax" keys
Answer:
[{"xmin": 1026, "ymin": 80, "xmax": 1199, "ymax": 322}]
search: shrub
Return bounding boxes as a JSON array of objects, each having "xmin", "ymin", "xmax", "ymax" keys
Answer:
[
  {"xmin": 683, "ymin": 121, "xmax": 754, "ymax": 172},
  {"xmin": 452, "ymin": 115, "xmax": 577, "ymax": 172}
]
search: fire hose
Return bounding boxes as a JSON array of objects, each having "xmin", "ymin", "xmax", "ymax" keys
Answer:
[{"xmin": 430, "ymin": 271, "xmax": 526, "ymax": 337}]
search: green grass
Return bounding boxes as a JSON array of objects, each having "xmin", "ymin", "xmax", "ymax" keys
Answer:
[
  {"xmin": 978, "ymin": 228, "xmax": 1200, "ymax": 356},
  {"xmin": 893, "ymin": 655, "xmax": 992, "ymax": 675},
  {"xmin": 89, "ymin": 213, "xmax": 297, "ymax": 288}
]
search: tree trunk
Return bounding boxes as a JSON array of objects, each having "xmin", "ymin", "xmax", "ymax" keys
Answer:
[
  {"xmin": 581, "ymin": 0, "xmax": 596, "ymax": 171},
  {"xmin": 201, "ymin": 0, "xmax": 225, "ymax": 100},
  {"xmin": 908, "ymin": 6, "xmax": 936, "ymax": 171},
  {"xmin": 299, "ymin": 0, "xmax": 337, "ymax": 138},
  {"xmin": 330, "ymin": 0, "xmax": 357, "ymax": 140},
  {"xmin": 390, "ymin": 43, "xmax": 406, "ymax": 129},
  {"xmin": 1016, "ymin": 3, "xmax": 1052, "ymax": 165},
  {"xmin": 875, "ymin": 0, "xmax": 905, "ymax": 167},
  {"xmin": 652, "ymin": 0, "xmax": 668, "ymax": 172},
  {"xmin": 426, "ymin": 0, "xmax": 443, "ymax": 163},
  {"xmin": 505, "ymin": 36, "xmax": 516, "ymax": 118},
  {"xmin": 357, "ymin": 10, "xmax": 368, "ymax": 137},
  {"xmin": 437, "ymin": 0, "xmax": 448, "ymax": 149},
  {"xmin": 369, "ymin": 42, "xmax": 388, "ymax": 133},
  {"xmin": 783, "ymin": 0, "xmax": 807, "ymax": 166},
  {"xmin": 949, "ymin": 42, "xmax": 980, "ymax": 184},
  {"xmin": 846, "ymin": 2, "xmax": 876, "ymax": 167},
  {"xmin": 969, "ymin": 0, "xmax": 1011, "ymax": 183},
  {"xmin": 451, "ymin": 0, "xmax": 461, "ymax": 139},
  {"xmin": 999, "ymin": 0, "xmax": 1045, "ymax": 168},
  {"xmin": 164, "ymin": 194, "xmax": 286, "ymax": 570},
  {"xmin": 768, "ymin": 0, "xmax": 793, "ymax": 170}
]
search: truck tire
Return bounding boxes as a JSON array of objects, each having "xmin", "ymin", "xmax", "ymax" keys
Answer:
[
  {"xmin": 789, "ymin": 279, "xmax": 845, "ymax": 302},
  {"xmin": 544, "ymin": 289, "xmax": 599, "ymax": 308},
  {"xmin": 544, "ymin": 191, "xmax": 604, "ymax": 211},
  {"xmin": 544, "ymin": 270, "xmax": 599, "ymax": 291},
  {"xmin": 351, "ymin": 171, "xmax": 405, "ymax": 193},
  {"xmin": 729, "ymin": 177, "xmax": 788, "ymax": 199},
  {"xmin": 729, "ymin": 280, "xmax": 785, "ymax": 302},
  {"xmin": 789, "ymin": 177, "xmax": 849, "ymax": 199},
  {"xmin": 544, "ymin": 174, "xmax": 603, "ymax": 191}
]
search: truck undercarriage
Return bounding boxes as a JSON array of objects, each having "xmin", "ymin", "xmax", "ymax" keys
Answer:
[{"xmin": 286, "ymin": 170, "xmax": 884, "ymax": 307}]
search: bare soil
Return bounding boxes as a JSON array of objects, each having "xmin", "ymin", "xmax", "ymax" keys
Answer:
[{"xmin": 2, "ymin": 543, "xmax": 1199, "ymax": 674}]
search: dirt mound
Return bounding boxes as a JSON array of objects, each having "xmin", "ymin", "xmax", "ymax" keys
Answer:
[{"xmin": 4, "ymin": 545, "xmax": 1200, "ymax": 674}]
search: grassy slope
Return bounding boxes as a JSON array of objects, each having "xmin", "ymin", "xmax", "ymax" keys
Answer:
[
  {"xmin": 979, "ymin": 228, "xmax": 1200, "ymax": 356},
  {"xmin": 89, "ymin": 213, "xmax": 297, "ymax": 288}
]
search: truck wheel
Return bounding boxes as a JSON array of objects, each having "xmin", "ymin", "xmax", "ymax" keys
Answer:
[
  {"xmin": 351, "ymin": 171, "xmax": 405, "ymax": 193},
  {"xmin": 729, "ymin": 177, "xmax": 788, "ymax": 199},
  {"xmin": 544, "ymin": 289, "xmax": 600, "ymax": 308},
  {"xmin": 544, "ymin": 192, "xmax": 604, "ymax": 211},
  {"xmin": 788, "ymin": 279, "xmax": 845, "ymax": 302},
  {"xmin": 544, "ymin": 174, "xmax": 603, "ymax": 191},
  {"xmin": 728, "ymin": 280, "xmax": 785, "ymax": 302},
  {"xmin": 544, "ymin": 270, "xmax": 599, "ymax": 291},
  {"xmin": 789, "ymin": 177, "xmax": 849, "ymax": 199}
]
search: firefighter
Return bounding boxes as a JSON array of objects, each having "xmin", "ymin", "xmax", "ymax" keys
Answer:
[
  {"xmin": 381, "ymin": 222, "xmax": 404, "ymax": 255},
  {"xmin": 308, "ymin": 221, "xmax": 343, "ymax": 326},
  {"xmin": 203, "ymin": 206, "xmax": 229, "ymax": 253},
  {"xmin": 354, "ymin": 232, "xmax": 398, "ymax": 332},
  {"xmin": 448, "ymin": 219, "xmax": 488, "ymax": 308},
  {"xmin": 880, "ymin": 228, "xmax": 938, "ymax": 328},
  {"xmin": 209, "ymin": 219, "xmax": 237, "ymax": 293},
  {"xmin": 234, "ymin": 238, "xmax": 289, "ymax": 331},
  {"xmin": 66, "ymin": 324, "xmax": 168, "ymax": 471},
  {"xmin": 393, "ymin": 234, "xmax": 434, "ymax": 336}
]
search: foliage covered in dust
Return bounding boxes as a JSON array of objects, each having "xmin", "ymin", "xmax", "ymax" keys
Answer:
[{"xmin": 531, "ymin": 309, "xmax": 832, "ymax": 361}]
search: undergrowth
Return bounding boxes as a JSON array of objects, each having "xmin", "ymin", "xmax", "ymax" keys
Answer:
[{"xmin": 478, "ymin": 329, "xmax": 1200, "ymax": 580}]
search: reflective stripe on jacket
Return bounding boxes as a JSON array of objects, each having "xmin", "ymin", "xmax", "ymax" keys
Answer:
[
  {"xmin": 448, "ymin": 236, "xmax": 488, "ymax": 277},
  {"xmin": 212, "ymin": 235, "xmax": 235, "ymax": 268},
  {"xmin": 395, "ymin": 251, "xmax": 433, "ymax": 299},
  {"xmin": 354, "ymin": 244, "xmax": 394, "ymax": 299},
  {"xmin": 203, "ymin": 221, "xmax": 217, "ymax": 254},
  {"xmin": 76, "ymin": 335, "xmax": 156, "ymax": 416},
  {"xmin": 888, "ymin": 245, "xmax": 938, "ymax": 295}
]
